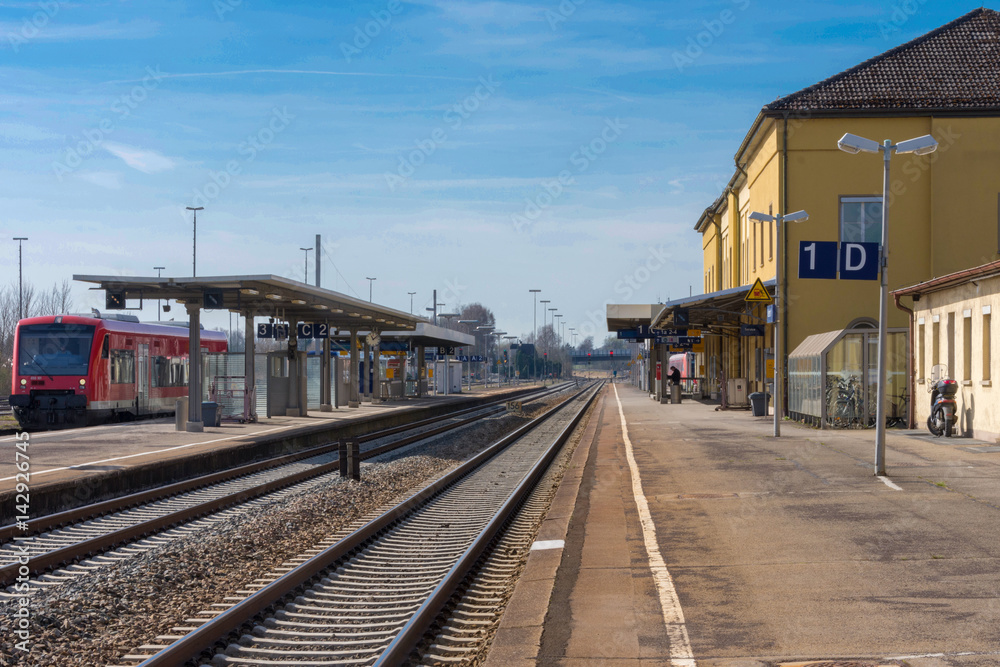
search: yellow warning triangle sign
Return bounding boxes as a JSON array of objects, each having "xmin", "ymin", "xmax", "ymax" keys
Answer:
[{"xmin": 744, "ymin": 277, "xmax": 772, "ymax": 303}]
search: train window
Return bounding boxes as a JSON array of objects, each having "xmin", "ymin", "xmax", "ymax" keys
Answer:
[
  {"xmin": 17, "ymin": 323, "xmax": 95, "ymax": 376},
  {"xmin": 101, "ymin": 335, "xmax": 109, "ymax": 359},
  {"xmin": 152, "ymin": 355, "xmax": 189, "ymax": 387},
  {"xmin": 110, "ymin": 349, "xmax": 135, "ymax": 384}
]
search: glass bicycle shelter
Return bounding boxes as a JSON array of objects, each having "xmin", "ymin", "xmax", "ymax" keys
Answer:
[{"xmin": 788, "ymin": 325, "xmax": 909, "ymax": 429}]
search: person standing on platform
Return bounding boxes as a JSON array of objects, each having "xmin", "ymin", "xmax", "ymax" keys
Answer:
[{"xmin": 668, "ymin": 365, "xmax": 681, "ymax": 386}]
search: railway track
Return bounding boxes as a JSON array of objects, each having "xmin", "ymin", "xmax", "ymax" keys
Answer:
[
  {"xmin": 119, "ymin": 380, "xmax": 602, "ymax": 666},
  {"xmin": 0, "ymin": 384, "xmax": 569, "ymax": 591}
]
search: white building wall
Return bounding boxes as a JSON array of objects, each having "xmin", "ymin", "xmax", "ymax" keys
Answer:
[{"xmin": 912, "ymin": 278, "xmax": 1000, "ymax": 441}]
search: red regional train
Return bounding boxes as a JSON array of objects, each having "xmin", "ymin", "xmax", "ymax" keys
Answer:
[{"xmin": 9, "ymin": 312, "xmax": 227, "ymax": 430}]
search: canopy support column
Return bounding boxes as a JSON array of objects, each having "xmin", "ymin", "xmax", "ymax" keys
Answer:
[
  {"xmin": 372, "ymin": 335, "xmax": 382, "ymax": 404},
  {"xmin": 287, "ymin": 317, "xmax": 302, "ymax": 417},
  {"xmin": 362, "ymin": 339, "xmax": 371, "ymax": 401},
  {"xmin": 185, "ymin": 303, "xmax": 203, "ymax": 432},
  {"xmin": 320, "ymin": 332, "xmax": 333, "ymax": 411},
  {"xmin": 349, "ymin": 329, "xmax": 360, "ymax": 408},
  {"xmin": 244, "ymin": 311, "xmax": 257, "ymax": 422},
  {"xmin": 417, "ymin": 345, "xmax": 425, "ymax": 398}
]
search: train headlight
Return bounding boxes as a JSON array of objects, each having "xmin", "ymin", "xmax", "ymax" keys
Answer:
[
  {"xmin": 79, "ymin": 379, "xmax": 86, "ymax": 386},
  {"xmin": 20, "ymin": 378, "xmax": 26, "ymax": 386}
]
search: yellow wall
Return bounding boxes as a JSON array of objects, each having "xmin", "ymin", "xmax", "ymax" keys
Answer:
[{"xmin": 698, "ymin": 114, "xmax": 1000, "ymax": 356}]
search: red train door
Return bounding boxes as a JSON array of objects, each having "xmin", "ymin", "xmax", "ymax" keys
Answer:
[{"xmin": 137, "ymin": 343, "xmax": 150, "ymax": 414}]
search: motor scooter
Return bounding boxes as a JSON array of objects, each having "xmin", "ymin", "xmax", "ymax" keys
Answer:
[{"xmin": 927, "ymin": 377, "xmax": 958, "ymax": 437}]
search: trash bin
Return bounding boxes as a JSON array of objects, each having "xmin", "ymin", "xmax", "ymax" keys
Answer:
[
  {"xmin": 175, "ymin": 397, "xmax": 188, "ymax": 431},
  {"xmin": 670, "ymin": 383, "xmax": 682, "ymax": 404},
  {"xmin": 749, "ymin": 392, "xmax": 770, "ymax": 417},
  {"xmin": 202, "ymin": 401, "xmax": 220, "ymax": 427}
]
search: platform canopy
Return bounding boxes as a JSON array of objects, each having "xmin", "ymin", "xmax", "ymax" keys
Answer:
[
  {"xmin": 606, "ymin": 304, "xmax": 662, "ymax": 332},
  {"xmin": 650, "ymin": 279, "xmax": 776, "ymax": 334},
  {"xmin": 379, "ymin": 322, "xmax": 475, "ymax": 348},
  {"xmin": 73, "ymin": 274, "xmax": 422, "ymax": 330}
]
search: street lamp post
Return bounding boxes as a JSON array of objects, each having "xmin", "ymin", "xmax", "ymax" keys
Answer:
[
  {"xmin": 504, "ymin": 335, "xmax": 517, "ymax": 384},
  {"xmin": 366, "ymin": 277, "xmax": 376, "ymax": 302},
  {"xmin": 492, "ymin": 331, "xmax": 507, "ymax": 387},
  {"xmin": 459, "ymin": 319, "xmax": 479, "ymax": 391},
  {"xmin": 13, "ymin": 237, "xmax": 27, "ymax": 320},
  {"xmin": 408, "ymin": 292, "xmax": 416, "ymax": 314},
  {"xmin": 300, "ymin": 247, "xmax": 313, "ymax": 283},
  {"xmin": 748, "ymin": 209, "xmax": 810, "ymax": 439},
  {"xmin": 540, "ymin": 299, "xmax": 551, "ymax": 382},
  {"xmin": 837, "ymin": 131, "xmax": 938, "ymax": 476},
  {"xmin": 529, "ymin": 289, "xmax": 541, "ymax": 382},
  {"xmin": 553, "ymin": 314, "xmax": 563, "ymax": 378},
  {"xmin": 478, "ymin": 325, "xmax": 494, "ymax": 387},
  {"xmin": 186, "ymin": 206, "xmax": 204, "ymax": 277},
  {"xmin": 154, "ymin": 266, "xmax": 166, "ymax": 321}
]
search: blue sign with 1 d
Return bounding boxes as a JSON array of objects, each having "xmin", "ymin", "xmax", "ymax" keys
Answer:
[
  {"xmin": 798, "ymin": 241, "xmax": 838, "ymax": 279},
  {"xmin": 839, "ymin": 242, "xmax": 880, "ymax": 281}
]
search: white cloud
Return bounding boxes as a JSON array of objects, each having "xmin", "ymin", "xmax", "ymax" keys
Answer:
[
  {"xmin": 77, "ymin": 171, "xmax": 123, "ymax": 189},
  {"xmin": 102, "ymin": 142, "xmax": 175, "ymax": 174}
]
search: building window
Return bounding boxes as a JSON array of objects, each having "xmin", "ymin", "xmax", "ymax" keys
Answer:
[
  {"xmin": 760, "ymin": 221, "xmax": 765, "ymax": 267},
  {"xmin": 964, "ymin": 313, "xmax": 972, "ymax": 382},
  {"xmin": 840, "ymin": 196, "xmax": 883, "ymax": 243},
  {"xmin": 984, "ymin": 311, "xmax": 992, "ymax": 382},
  {"xmin": 768, "ymin": 219, "xmax": 773, "ymax": 261},
  {"xmin": 947, "ymin": 313, "xmax": 956, "ymax": 379},
  {"xmin": 932, "ymin": 319, "xmax": 939, "ymax": 369},
  {"xmin": 752, "ymin": 223, "xmax": 757, "ymax": 269},
  {"xmin": 918, "ymin": 323, "xmax": 925, "ymax": 380}
]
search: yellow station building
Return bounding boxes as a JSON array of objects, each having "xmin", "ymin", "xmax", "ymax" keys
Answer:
[{"xmin": 660, "ymin": 8, "xmax": 1000, "ymax": 427}]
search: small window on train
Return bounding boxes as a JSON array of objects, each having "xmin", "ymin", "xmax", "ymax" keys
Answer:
[{"xmin": 101, "ymin": 334, "xmax": 110, "ymax": 359}]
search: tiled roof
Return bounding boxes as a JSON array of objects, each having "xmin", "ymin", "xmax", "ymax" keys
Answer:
[{"xmin": 766, "ymin": 8, "xmax": 1000, "ymax": 113}]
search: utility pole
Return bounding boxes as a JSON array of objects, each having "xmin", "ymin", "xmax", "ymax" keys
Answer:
[
  {"xmin": 186, "ymin": 206, "xmax": 204, "ymax": 277},
  {"xmin": 315, "ymin": 234, "xmax": 321, "ymax": 287},
  {"xmin": 300, "ymin": 246, "xmax": 313, "ymax": 283},
  {"xmin": 408, "ymin": 291, "xmax": 416, "ymax": 314},
  {"xmin": 154, "ymin": 266, "xmax": 165, "ymax": 321},
  {"xmin": 529, "ymin": 289, "xmax": 540, "ymax": 381},
  {"xmin": 13, "ymin": 237, "xmax": 27, "ymax": 320},
  {"xmin": 367, "ymin": 277, "xmax": 376, "ymax": 302}
]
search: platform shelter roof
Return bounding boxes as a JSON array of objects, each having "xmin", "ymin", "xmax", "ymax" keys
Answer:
[{"xmin": 73, "ymin": 274, "xmax": 422, "ymax": 331}]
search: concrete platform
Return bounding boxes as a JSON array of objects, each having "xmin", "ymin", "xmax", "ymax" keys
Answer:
[{"xmin": 488, "ymin": 383, "xmax": 1000, "ymax": 666}]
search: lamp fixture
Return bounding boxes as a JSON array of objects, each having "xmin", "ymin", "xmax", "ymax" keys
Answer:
[
  {"xmin": 239, "ymin": 288, "xmax": 259, "ymax": 296},
  {"xmin": 265, "ymin": 293, "xmax": 282, "ymax": 301}
]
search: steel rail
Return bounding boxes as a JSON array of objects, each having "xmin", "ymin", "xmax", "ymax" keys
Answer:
[
  {"xmin": 134, "ymin": 382, "xmax": 598, "ymax": 667},
  {"xmin": 377, "ymin": 381, "xmax": 603, "ymax": 664},
  {"xmin": 0, "ymin": 385, "xmax": 566, "ymax": 587},
  {"xmin": 0, "ymin": 384, "xmax": 553, "ymax": 543}
]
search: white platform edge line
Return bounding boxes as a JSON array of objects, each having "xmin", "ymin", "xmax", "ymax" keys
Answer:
[{"xmin": 613, "ymin": 383, "xmax": 696, "ymax": 667}]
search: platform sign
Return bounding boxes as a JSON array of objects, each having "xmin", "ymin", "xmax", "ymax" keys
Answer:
[
  {"xmin": 652, "ymin": 328, "xmax": 686, "ymax": 337},
  {"xmin": 798, "ymin": 241, "xmax": 838, "ymax": 279},
  {"xmin": 744, "ymin": 278, "xmax": 772, "ymax": 303},
  {"xmin": 437, "ymin": 346, "xmax": 456, "ymax": 355},
  {"xmin": 741, "ymin": 324, "xmax": 765, "ymax": 336},
  {"xmin": 839, "ymin": 242, "xmax": 880, "ymax": 281},
  {"xmin": 257, "ymin": 322, "xmax": 329, "ymax": 339},
  {"xmin": 456, "ymin": 355, "xmax": 485, "ymax": 362}
]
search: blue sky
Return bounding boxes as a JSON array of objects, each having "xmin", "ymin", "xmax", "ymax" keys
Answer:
[{"xmin": 0, "ymin": 0, "xmax": 987, "ymax": 342}]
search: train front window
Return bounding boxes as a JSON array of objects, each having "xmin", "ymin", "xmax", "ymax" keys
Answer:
[{"xmin": 17, "ymin": 324, "xmax": 95, "ymax": 376}]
